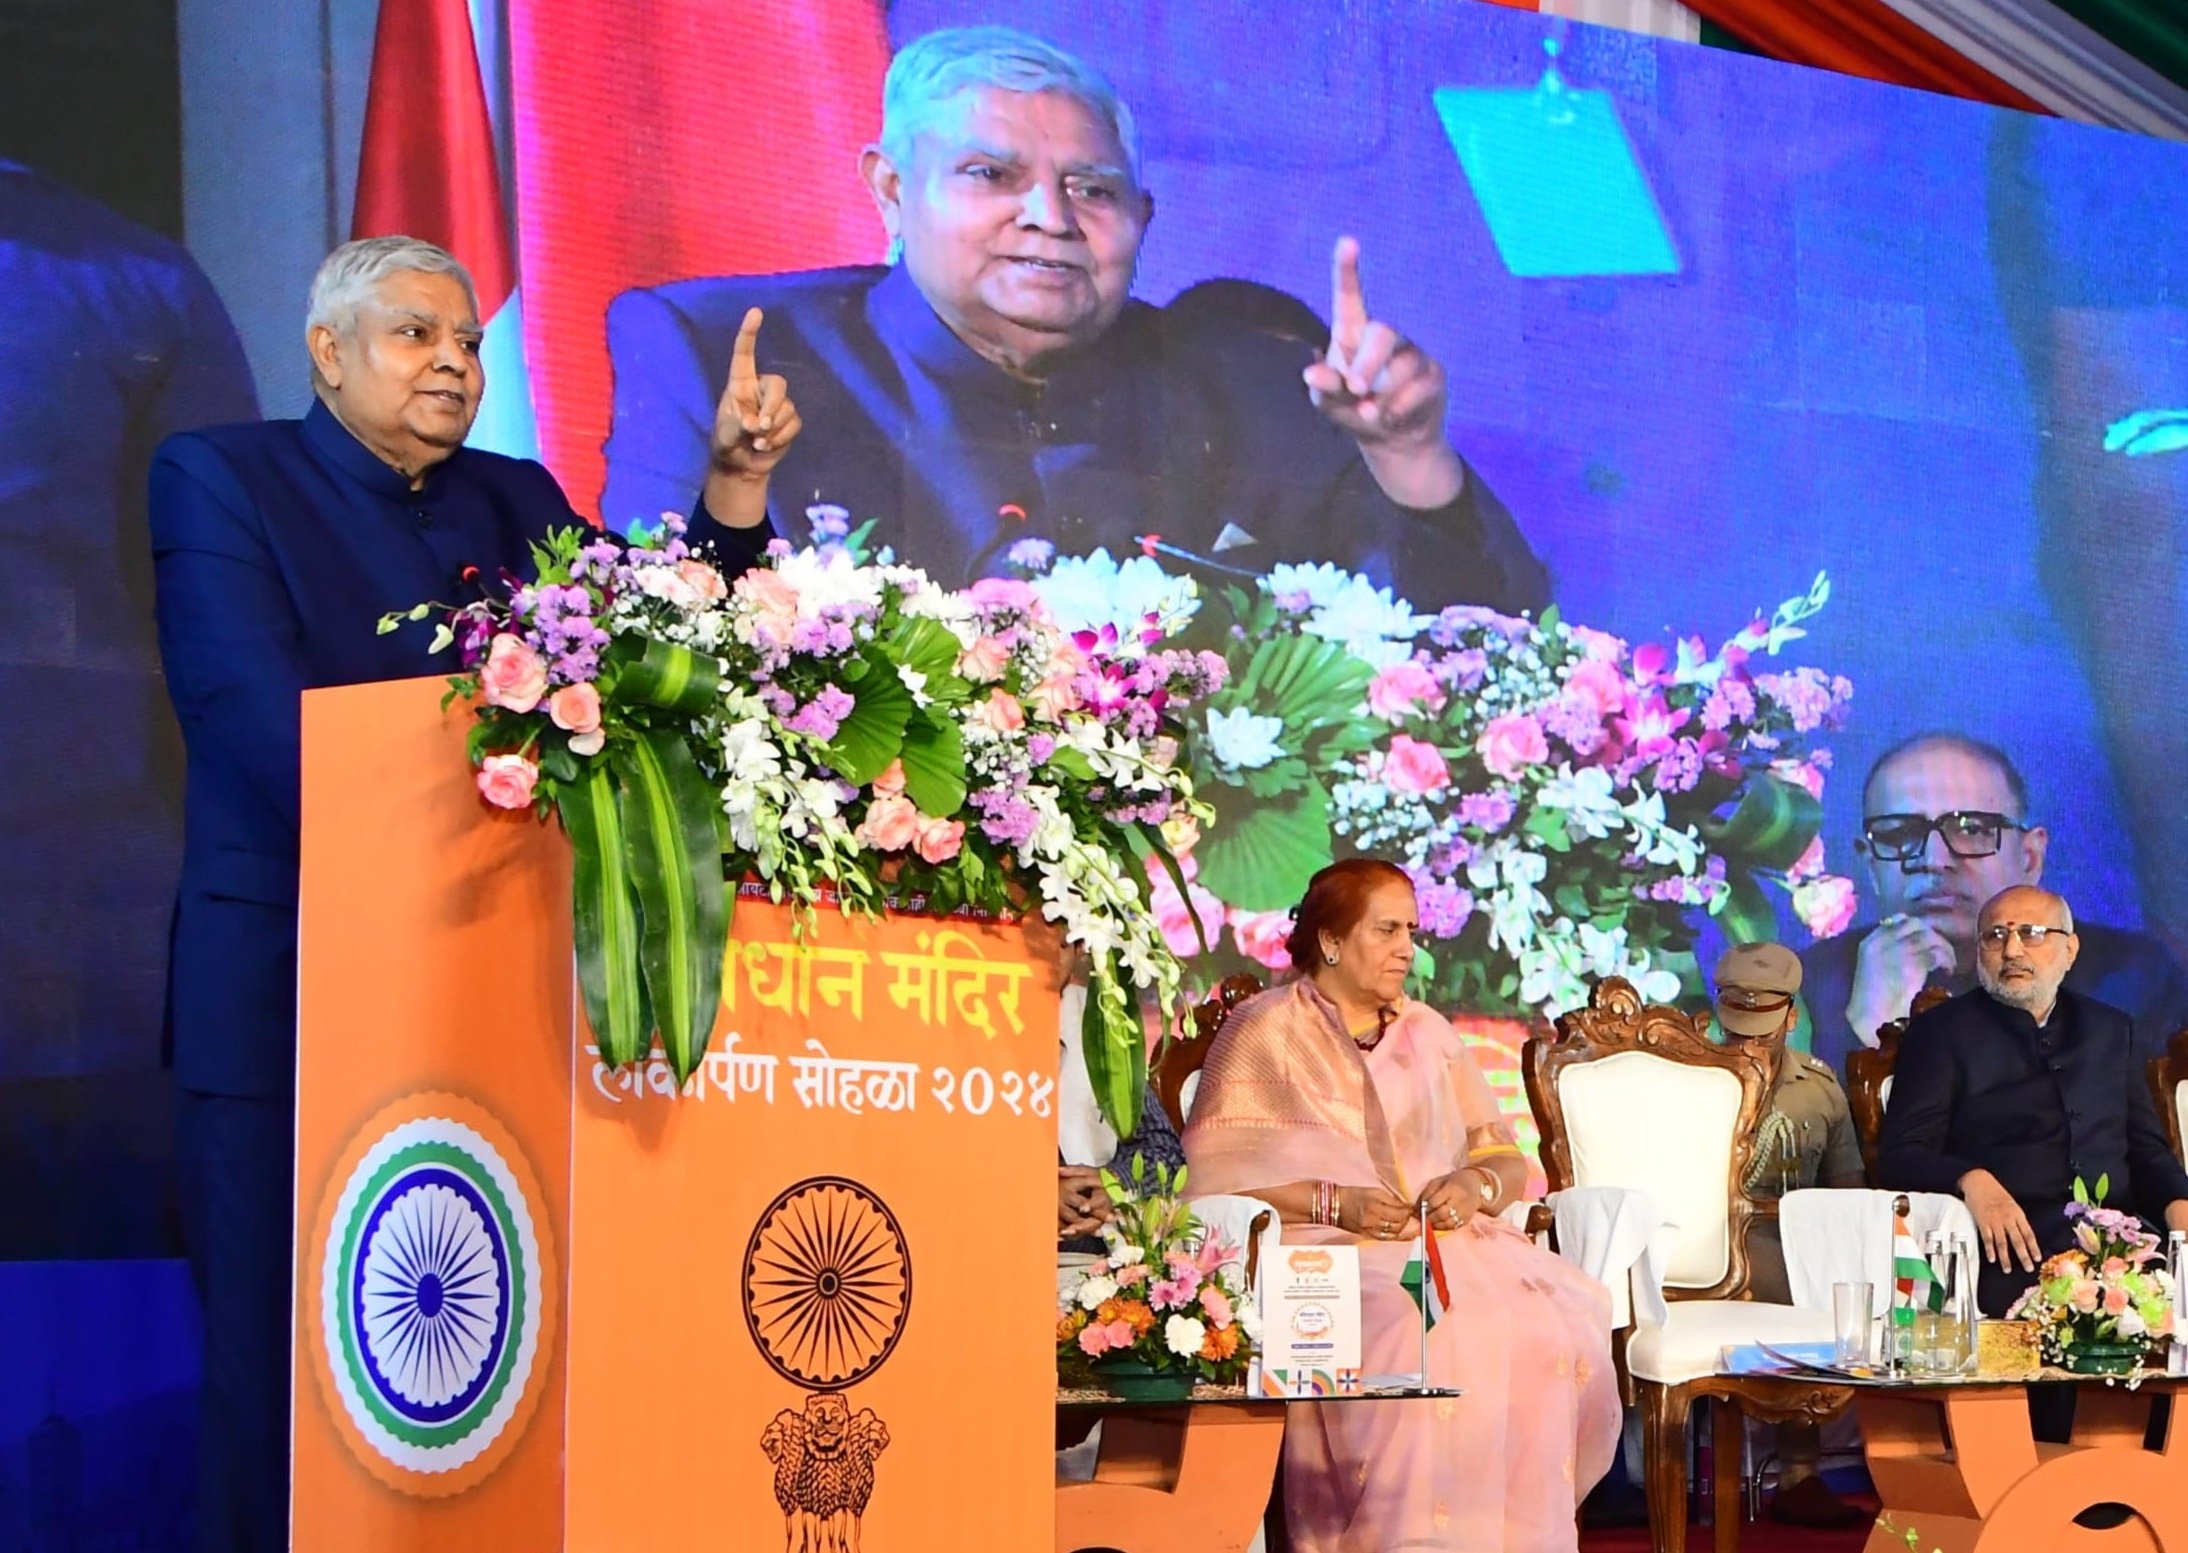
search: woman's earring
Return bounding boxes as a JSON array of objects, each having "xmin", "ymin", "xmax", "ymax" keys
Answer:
[{"xmin": 1323, "ymin": 951, "xmax": 1339, "ymax": 966}]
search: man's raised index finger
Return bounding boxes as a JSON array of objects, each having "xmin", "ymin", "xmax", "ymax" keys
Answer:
[
  {"xmin": 1330, "ymin": 236, "xmax": 1368, "ymax": 354},
  {"xmin": 731, "ymin": 306, "xmax": 765, "ymax": 380}
]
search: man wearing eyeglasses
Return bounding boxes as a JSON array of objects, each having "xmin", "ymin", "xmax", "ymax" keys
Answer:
[
  {"xmin": 1799, "ymin": 733, "xmax": 2188, "ymax": 1076},
  {"xmin": 1878, "ymin": 885, "xmax": 2188, "ymax": 1317}
]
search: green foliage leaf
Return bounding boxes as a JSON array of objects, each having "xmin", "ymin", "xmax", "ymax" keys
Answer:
[
  {"xmin": 886, "ymin": 615, "xmax": 974, "ymax": 706},
  {"xmin": 820, "ymin": 648, "xmax": 914, "ymax": 784},
  {"xmin": 898, "ymin": 712, "xmax": 968, "ymax": 817},
  {"xmin": 1193, "ymin": 778, "xmax": 1333, "ymax": 912},
  {"xmin": 1713, "ymin": 868, "xmax": 1779, "ymax": 948},
  {"xmin": 1082, "ymin": 967, "xmax": 1147, "ymax": 1140},
  {"xmin": 1217, "ymin": 632, "xmax": 1374, "ymax": 746},
  {"xmin": 558, "ymin": 763, "xmax": 650, "ymax": 1068},
  {"xmin": 1704, "ymin": 773, "xmax": 1823, "ymax": 873},
  {"xmin": 1138, "ymin": 823, "xmax": 1211, "ymax": 957},
  {"xmin": 601, "ymin": 635, "xmax": 721, "ymax": 717},
  {"xmin": 618, "ymin": 730, "xmax": 729, "ymax": 1087},
  {"xmin": 1238, "ymin": 755, "xmax": 1312, "ymax": 800}
]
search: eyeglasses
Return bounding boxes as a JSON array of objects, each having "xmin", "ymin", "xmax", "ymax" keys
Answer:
[
  {"xmin": 1977, "ymin": 923, "xmax": 2074, "ymax": 950},
  {"xmin": 1859, "ymin": 810, "xmax": 2027, "ymax": 862}
]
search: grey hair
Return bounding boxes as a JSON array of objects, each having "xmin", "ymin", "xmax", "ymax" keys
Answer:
[
  {"xmin": 878, "ymin": 27, "xmax": 1142, "ymax": 188},
  {"xmin": 306, "ymin": 235, "xmax": 479, "ymax": 337}
]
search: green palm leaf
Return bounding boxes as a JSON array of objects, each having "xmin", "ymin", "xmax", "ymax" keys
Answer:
[
  {"xmin": 558, "ymin": 762, "xmax": 651, "ymax": 1069},
  {"xmin": 1192, "ymin": 777, "xmax": 1334, "ymax": 912},
  {"xmin": 619, "ymin": 729, "xmax": 729, "ymax": 1086},
  {"xmin": 821, "ymin": 650, "xmax": 915, "ymax": 784}
]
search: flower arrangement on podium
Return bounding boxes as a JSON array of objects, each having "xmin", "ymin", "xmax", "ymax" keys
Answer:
[
  {"xmin": 2005, "ymin": 1176, "xmax": 2177, "ymax": 1374},
  {"xmin": 386, "ymin": 516, "xmax": 1222, "ymax": 1134},
  {"xmin": 1057, "ymin": 1161, "xmax": 1257, "ymax": 1399},
  {"xmin": 1021, "ymin": 549, "xmax": 1857, "ymax": 1018}
]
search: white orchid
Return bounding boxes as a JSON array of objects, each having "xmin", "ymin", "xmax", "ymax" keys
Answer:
[
  {"xmin": 1203, "ymin": 707, "xmax": 1287, "ymax": 774},
  {"xmin": 1033, "ymin": 548, "xmax": 1200, "ymax": 649}
]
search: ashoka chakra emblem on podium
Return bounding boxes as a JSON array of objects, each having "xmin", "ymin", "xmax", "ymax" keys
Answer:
[
  {"xmin": 742, "ymin": 1176, "xmax": 911, "ymax": 1389},
  {"xmin": 308, "ymin": 1093, "xmax": 556, "ymax": 1497}
]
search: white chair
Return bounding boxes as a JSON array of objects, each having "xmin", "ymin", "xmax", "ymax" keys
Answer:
[{"xmin": 1528, "ymin": 977, "xmax": 1843, "ymax": 1553}]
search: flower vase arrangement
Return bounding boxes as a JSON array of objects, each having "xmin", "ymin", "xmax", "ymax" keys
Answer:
[
  {"xmin": 389, "ymin": 512, "xmax": 1222, "ymax": 1134},
  {"xmin": 1057, "ymin": 1161, "xmax": 1258, "ymax": 1399},
  {"xmin": 1015, "ymin": 551, "xmax": 1857, "ymax": 1020},
  {"xmin": 2006, "ymin": 1176, "xmax": 2177, "ymax": 1374}
]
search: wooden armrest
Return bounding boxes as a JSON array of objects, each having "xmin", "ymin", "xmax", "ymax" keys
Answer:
[{"xmin": 1524, "ymin": 1203, "xmax": 1555, "ymax": 1241}]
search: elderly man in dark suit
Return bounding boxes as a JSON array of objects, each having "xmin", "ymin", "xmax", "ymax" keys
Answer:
[
  {"xmin": 150, "ymin": 235, "xmax": 783, "ymax": 1551},
  {"xmin": 601, "ymin": 25, "xmax": 1547, "ymax": 609},
  {"xmin": 1877, "ymin": 884, "xmax": 2188, "ymax": 1320}
]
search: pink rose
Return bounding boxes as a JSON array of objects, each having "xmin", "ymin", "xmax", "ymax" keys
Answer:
[
  {"xmin": 1366, "ymin": 660, "xmax": 1447, "ymax": 722},
  {"xmin": 913, "ymin": 816, "xmax": 966, "ymax": 865},
  {"xmin": 872, "ymin": 759, "xmax": 907, "ymax": 798},
  {"xmin": 1791, "ymin": 875, "xmax": 1857, "ymax": 939},
  {"xmin": 966, "ymin": 576, "xmax": 1040, "ymax": 612},
  {"xmin": 969, "ymin": 688, "xmax": 1025, "ymax": 734},
  {"xmin": 476, "ymin": 753, "xmax": 539, "ymax": 810},
  {"xmin": 732, "ymin": 567, "xmax": 801, "ymax": 645},
  {"xmin": 1567, "ymin": 625, "xmax": 1627, "ymax": 662},
  {"xmin": 1384, "ymin": 733, "xmax": 1453, "ymax": 794},
  {"xmin": 957, "ymin": 635, "xmax": 1011, "ymax": 683},
  {"xmin": 1115, "ymin": 1261, "xmax": 1149, "ymax": 1288},
  {"xmin": 2070, "ymin": 1279, "xmax": 2101, "ymax": 1313},
  {"xmin": 1149, "ymin": 868, "xmax": 1223, "ymax": 958},
  {"xmin": 1228, "ymin": 908, "xmax": 1295, "ymax": 971},
  {"xmin": 1077, "ymin": 1322, "xmax": 1117, "ymax": 1358},
  {"xmin": 1199, "ymin": 1286, "xmax": 1234, "ymax": 1330},
  {"xmin": 857, "ymin": 793, "xmax": 920, "ymax": 851},
  {"xmin": 675, "ymin": 558, "xmax": 728, "ymax": 603},
  {"xmin": 1475, "ymin": 714, "xmax": 1548, "ymax": 780},
  {"xmin": 2104, "ymin": 1284, "xmax": 2131, "ymax": 1315},
  {"xmin": 548, "ymin": 682, "xmax": 602, "ymax": 736},
  {"xmin": 480, "ymin": 633, "xmax": 548, "ymax": 714},
  {"xmin": 1563, "ymin": 658, "xmax": 1628, "ymax": 717}
]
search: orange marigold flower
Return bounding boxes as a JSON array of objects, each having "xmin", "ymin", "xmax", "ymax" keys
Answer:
[
  {"xmin": 1119, "ymin": 1299, "xmax": 1156, "ymax": 1336},
  {"xmin": 1095, "ymin": 1298, "xmax": 1125, "ymax": 1325},
  {"xmin": 1058, "ymin": 1310, "xmax": 1090, "ymax": 1342},
  {"xmin": 1200, "ymin": 1324, "xmax": 1242, "ymax": 1362}
]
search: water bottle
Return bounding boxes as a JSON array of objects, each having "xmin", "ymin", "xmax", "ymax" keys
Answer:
[{"xmin": 2161, "ymin": 1229, "xmax": 2186, "ymax": 1375}]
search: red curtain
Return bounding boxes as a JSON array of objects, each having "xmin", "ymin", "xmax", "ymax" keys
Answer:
[
  {"xmin": 1684, "ymin": 0, "xmax": 2048, "ymax": 111},
  {"xmin": 510, "ymin": 1, "xmax": 893, "ymax": 520}
]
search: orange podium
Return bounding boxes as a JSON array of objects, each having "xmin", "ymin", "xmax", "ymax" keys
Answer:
[{"xmin": 291, "ymin": 676, "xmax": 1060, "ymax": 1551}]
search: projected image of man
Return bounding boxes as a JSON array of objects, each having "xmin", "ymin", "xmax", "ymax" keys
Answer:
[
  {"xmin": 602, "ymin": 26, "xmax": 1547, "ymax": 608},
  {"xmin": 1800, "ymin": 732, "xmax": 2188, "ymax": 1074}
]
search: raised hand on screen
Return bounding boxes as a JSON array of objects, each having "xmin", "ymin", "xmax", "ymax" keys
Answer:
[
  {"xmin": 1302, "ymin": 237, "xmax": 1464, "ymax": 509},
  {"xmin": 708, "ymin": 307, "xmax": 802, "ymax": 481}
]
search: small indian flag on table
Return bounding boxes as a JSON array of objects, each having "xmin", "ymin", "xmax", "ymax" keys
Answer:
[
  {"xmin": 1402, "ymin": 1222, "xmax": 1452, "ymax": 1332},
  {"xmin": 1892, "ymin": 1209, "xmax": 1940, "ymax": 1330}
]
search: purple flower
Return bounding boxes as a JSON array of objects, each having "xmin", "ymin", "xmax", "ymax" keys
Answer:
[
  {"xmin": 1440, "ymin": 648, "xmax": 1489, "ymax": 691},
  {"xmin": 806, "ymin": 504, "xmax": 851, "ymax": 542},
  {"xmin": 1701, "ymin": 678, "xmax": 1756, "ymax": 732},
  {"xmin": 1027, "ymin": 734, "xmax": 1057, "ymax": 765},
  {"xmin": 1272, "ymin": 589, "xmax": 1313, "ymax": 615},
  {"xmin": 1412, "ymin": 878, "xmax": 1475, "ymax": 938},
  {"xmin": 1456, "ymin": 789, "xmax": 1516, "ymax": 833},
  {"xmin": 1652, "ymin": 739, "xmax": 1706, "ymax": 794}
]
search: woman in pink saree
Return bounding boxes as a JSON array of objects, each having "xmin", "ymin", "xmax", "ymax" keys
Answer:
[{"xmin": 1184, "ymin": 859, "xmax": 1618, "ymax": 1552}]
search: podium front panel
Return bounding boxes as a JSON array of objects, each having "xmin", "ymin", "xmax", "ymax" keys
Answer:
[
  {"xmin": 294, "ymin": 677, "xmax": 573, "ymax": 1550},
  {"xmin": 564, "ymin": 897, "xmax": 1062, "ymax": 1551}
]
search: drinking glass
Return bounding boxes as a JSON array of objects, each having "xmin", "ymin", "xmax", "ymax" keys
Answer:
[{"xmin": 1833, "ymin": 1281, "xmax": 1873, "ymax": 1367}]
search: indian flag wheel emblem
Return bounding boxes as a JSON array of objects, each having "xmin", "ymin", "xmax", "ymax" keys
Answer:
[
  {"xmin": 306, "ymin": 1093, "xmax": 557, "ymax": 1497},
  {"xmin": 742, "ymin": 1176, "xmax": 912, "ymax": 1390}
]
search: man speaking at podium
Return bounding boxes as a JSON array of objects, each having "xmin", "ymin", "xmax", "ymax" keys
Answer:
[
  {"xmin": 603, "ymin": 25, "xmax": 1549, "ymax": 611},
  {"xmin": 148, "ymin": 236, "xmax": 786, "ymax": 1552}
]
